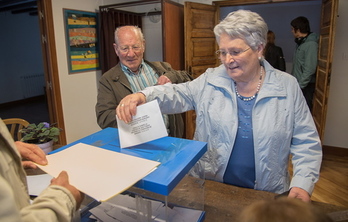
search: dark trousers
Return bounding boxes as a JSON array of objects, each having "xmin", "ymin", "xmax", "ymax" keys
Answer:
[{"xmin": 302, "ymin": 82, "xmax": 315, "ymax": 111}]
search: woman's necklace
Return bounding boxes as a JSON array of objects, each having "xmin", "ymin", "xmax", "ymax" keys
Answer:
[{"xmin": 234, "ymin": 67, "xmax": 263, "ymax": 101}]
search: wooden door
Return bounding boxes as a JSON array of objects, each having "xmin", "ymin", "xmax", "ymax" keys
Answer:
[
  {"xmin": 184, "ymin": 2, "xmax": 218, "ymax": 139},
  {"xmin": 312, "ymin": 0, "xmax": 338, "ymax": 139},
  {"xmin": 162, "ymin": 0, "xmax": 185, "ymax": 70}
]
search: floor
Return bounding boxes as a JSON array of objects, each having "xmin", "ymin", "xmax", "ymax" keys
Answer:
[
  {"xmin": 311, "ymin": 149, "xmax": 348, "ymax": 208},
  {"xmin": 0, "ymin": 96, "xmax": 50, "ymax": 124}
]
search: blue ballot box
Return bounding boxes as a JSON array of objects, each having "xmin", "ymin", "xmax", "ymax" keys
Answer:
[{"xmin": 52, "ymin": 128, "xmax": 207, "ymax": 221}]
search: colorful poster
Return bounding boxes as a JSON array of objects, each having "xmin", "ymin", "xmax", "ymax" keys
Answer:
[{"xmin": 64, "ymin": 9, "xmax": 100, "ymax": 73}]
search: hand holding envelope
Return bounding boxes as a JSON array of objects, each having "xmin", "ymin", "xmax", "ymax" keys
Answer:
[{"xmin": 117, "ymin": 100, "xmax": 168, "ymax": 148}]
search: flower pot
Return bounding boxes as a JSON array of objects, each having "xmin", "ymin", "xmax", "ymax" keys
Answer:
[{"xmin": 37, "ymin": 140, "xmax": 54, "ymax": 154}]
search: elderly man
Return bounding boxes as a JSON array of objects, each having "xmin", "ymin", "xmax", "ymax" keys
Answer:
[{"xmin": 96, "ymin": 25, "xmax": 192, "ymax": 138}]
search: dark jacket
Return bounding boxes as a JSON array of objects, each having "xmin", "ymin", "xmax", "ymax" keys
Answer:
[
  {"xmin": 95, "ymin": 60, "xmax": 192, "ymax": 138},
  {"xmin": 291, "ymin": 32, "xmax": 319, "ymax": 89},
  {"xmin": 265, "ymin": 44, "xmax": 286, "ymax": 71}
]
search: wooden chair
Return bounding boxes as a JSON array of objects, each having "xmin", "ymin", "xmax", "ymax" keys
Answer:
[{"xmin": 3, "ymin": 118, "xmax": 30, "ymax": 141}]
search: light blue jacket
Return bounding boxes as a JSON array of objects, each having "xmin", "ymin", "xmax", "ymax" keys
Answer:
[{"xmin": 142, "ymin": 60, "xmax": 322, "ymax": 194}]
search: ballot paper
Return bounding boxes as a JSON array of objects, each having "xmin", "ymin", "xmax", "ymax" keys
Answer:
[
  {"xmin": 117, "ymin": 100, "xmax": 168, "ymax": 148},
  {"xmin": 35, "ymin": 143, "xmax": 160, "ymax": 202}
]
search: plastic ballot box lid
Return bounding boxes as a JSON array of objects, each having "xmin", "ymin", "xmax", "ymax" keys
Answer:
[{"xmin": 52, "ymin": 127, "xmax": 207, "ymax": 196}]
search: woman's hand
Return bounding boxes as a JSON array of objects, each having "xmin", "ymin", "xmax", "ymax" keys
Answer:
[
  {"xmin": 15, "ymin": 141, "xmax": 47, "ymax": 168},
  {"xmin": 116, "ymin": 93, "xmax": 146, "ymax": 124},
  {"xmin": 288, "ymin": 187, "xmax": 311, "ymax": 202}
]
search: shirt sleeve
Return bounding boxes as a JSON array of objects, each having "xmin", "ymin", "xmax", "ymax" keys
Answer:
[
  {"xmin": 289, "ymin": 82, "xmax": 322, "ymax": 194},
  {"xmin": 20, "ymin": 185, "xmax": 76, "ymax": 222}
]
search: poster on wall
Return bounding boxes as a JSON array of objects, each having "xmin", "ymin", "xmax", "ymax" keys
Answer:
[{"xmin": 63, "ymin": 9, "xmax": 100, "ymax": 74}]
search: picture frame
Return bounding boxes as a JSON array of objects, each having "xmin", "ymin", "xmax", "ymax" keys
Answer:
[{"xmin": 63, "ymin": 9, "xmax": 100, "ymax": 74}]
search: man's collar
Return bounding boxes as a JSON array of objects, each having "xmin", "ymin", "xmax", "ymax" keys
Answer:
[{"xmin": 120, "ymin": 60, "xmax": 144, "ymax": 75}]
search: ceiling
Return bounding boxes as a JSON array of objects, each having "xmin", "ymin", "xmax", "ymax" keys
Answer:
[{"xmin": 0, "ymin": 0, "xmax": 37, "ymax": 15}]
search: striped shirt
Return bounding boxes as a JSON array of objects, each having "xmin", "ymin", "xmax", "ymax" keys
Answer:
[{"xmin": 121, "ymin": 60, "xmax": 159, "ymax": 92}]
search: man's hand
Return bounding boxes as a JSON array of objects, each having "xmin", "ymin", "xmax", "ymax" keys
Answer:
[
  {"xmin": 15, "ymin": 141, "xmax": 47, "ymax": 168},
  {"xmin": 51, "ymin": 171, "xmax": 84, "ymax": 208},
  {"xmin": 288, "ymin": 187, "xmax": 311, "ymax": 202},
  {"xmin": 156, "ymin": 75, "xmax": 171, "ymax": 85}
]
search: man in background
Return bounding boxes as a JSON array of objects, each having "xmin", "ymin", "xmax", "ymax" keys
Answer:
[
  {"xmin": 96, "ymin": 25, "xmax": 192, "ymax": 138},
  {"xmin": 291, "ymin": 16, "xmax": 319, "ymax": 111}
]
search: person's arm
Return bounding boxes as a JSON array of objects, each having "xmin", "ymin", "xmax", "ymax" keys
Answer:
[
  {"xmin": 96, "ymin": 76, "xmax": 119, "ymax": 129},
  {"xmin": 152, "ymin": 61, "xmax": 193, "ymax": 84},
  {"xmin": 116, "ymin": 70, "xmax": 207, "ymax": 124},
  {"xmin": 278, "ymin": 47, "xmax": 286, "ymax": 72},
  {"xmin": 299, "ymin": 42, "xmax": 318, "ymax": 88},
  {"xmin": 289, "ymin": 81, "xmax": 322, "ymax": 201},
  {"xmin": 20, "ymin": 171, "xmax": 84, "ymax": 222},
  {"xmin": 163, "ymin": 70, "xmax": 193, "ymax": 83}
]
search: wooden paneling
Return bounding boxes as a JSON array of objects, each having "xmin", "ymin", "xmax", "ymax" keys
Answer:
[
  {"xmin": 185, "ymin": 2, "xmax": 217, "ymax": 78},
  {"xmin": 162, "ymin": 0, "xmax": 184, "ymax": 70},
  {"xmin": 312, "ymin": 0, "xmax": 337, "ymax": 139},
  {"xmin": 184, "ymin": 2, "xmax": 218, "ymax": 139}
]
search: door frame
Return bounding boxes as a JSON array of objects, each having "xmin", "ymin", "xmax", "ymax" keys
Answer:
[{"xmin": 37, "ymin": 0, "xmax": 66, "ymax": 145}]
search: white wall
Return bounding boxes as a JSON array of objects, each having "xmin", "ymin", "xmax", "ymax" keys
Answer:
[
  {"xmin": 143, "ymin": 17, "xmax": 163, "ymax": 61},
  {"xmin": 323, "ymin": 0, "xmax": 348, "ymax": 148},
  {"xmin": 51, "ymin": 0, "xmax": 117, "ymax": 143},
  {"xmin": 50, "ymin": 0, "xmax": 164, "ymax": 143}
]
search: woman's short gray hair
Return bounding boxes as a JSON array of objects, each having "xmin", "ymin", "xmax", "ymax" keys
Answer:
[{"xmin": 214, "ymin": 10, "xmax": 268, "ymax": 50}]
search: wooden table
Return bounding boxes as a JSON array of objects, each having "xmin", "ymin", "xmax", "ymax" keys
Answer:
[
  {"xmin": 166, "ymin": 176, "xmax": 348, "ymax": 222},
  {"xmin": 203, "ymin": 180, "xmax": 348, "ymax": 222},
  {"xmin": 27, "ymin": 169, "xmax": 348, "ymax": 222}
]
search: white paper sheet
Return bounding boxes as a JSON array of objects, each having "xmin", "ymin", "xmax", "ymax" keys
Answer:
[
  {"xmin": 26, "ymin": 174, "xmax": 53, "ymax": 196},
  {"xmin": 117, "ymin": 100, "xmax": 168, "ymax": 148},
  {"xmin": 36, "ymin": 143, "xmax": 160, "ymax": 201}
]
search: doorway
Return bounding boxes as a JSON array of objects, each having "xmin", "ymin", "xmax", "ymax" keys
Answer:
[{"xmin": 0, "ymin": 1, "xmax": 50, "ymax": 125}]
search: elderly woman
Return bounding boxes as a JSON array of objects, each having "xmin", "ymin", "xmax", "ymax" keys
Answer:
[{"xmin": 116, "ymin": 10, "xmax": 322, "ymax": 202}]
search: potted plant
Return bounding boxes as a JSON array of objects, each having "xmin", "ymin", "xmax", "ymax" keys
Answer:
[{"xmin": 20, "ymin": 122, "xmax": 62, "ymax": 154}]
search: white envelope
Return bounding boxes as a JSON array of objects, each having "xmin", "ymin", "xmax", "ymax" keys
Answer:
[{"xmin": 117, "ymin": 100, "xmax": 168, "ymax": 148}]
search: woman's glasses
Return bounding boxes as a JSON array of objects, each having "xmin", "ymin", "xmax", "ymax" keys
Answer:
[{"xmin": 216, "ymin": 47, "xmax": 251, "ymax": 59}]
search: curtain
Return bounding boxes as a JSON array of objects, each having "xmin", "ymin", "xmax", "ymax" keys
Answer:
[{"xmin": 99, "ymin": 8, "xmax": 142, "ymax": 74}]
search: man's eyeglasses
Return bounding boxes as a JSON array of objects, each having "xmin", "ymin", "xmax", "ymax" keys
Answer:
[
  {"xmin": 216, "ymin": 47, "xmax": 251, "ymax": 59},
  {"xmin": 118, "ymin": 45, "xmax": 142, "ymax": 54}
]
